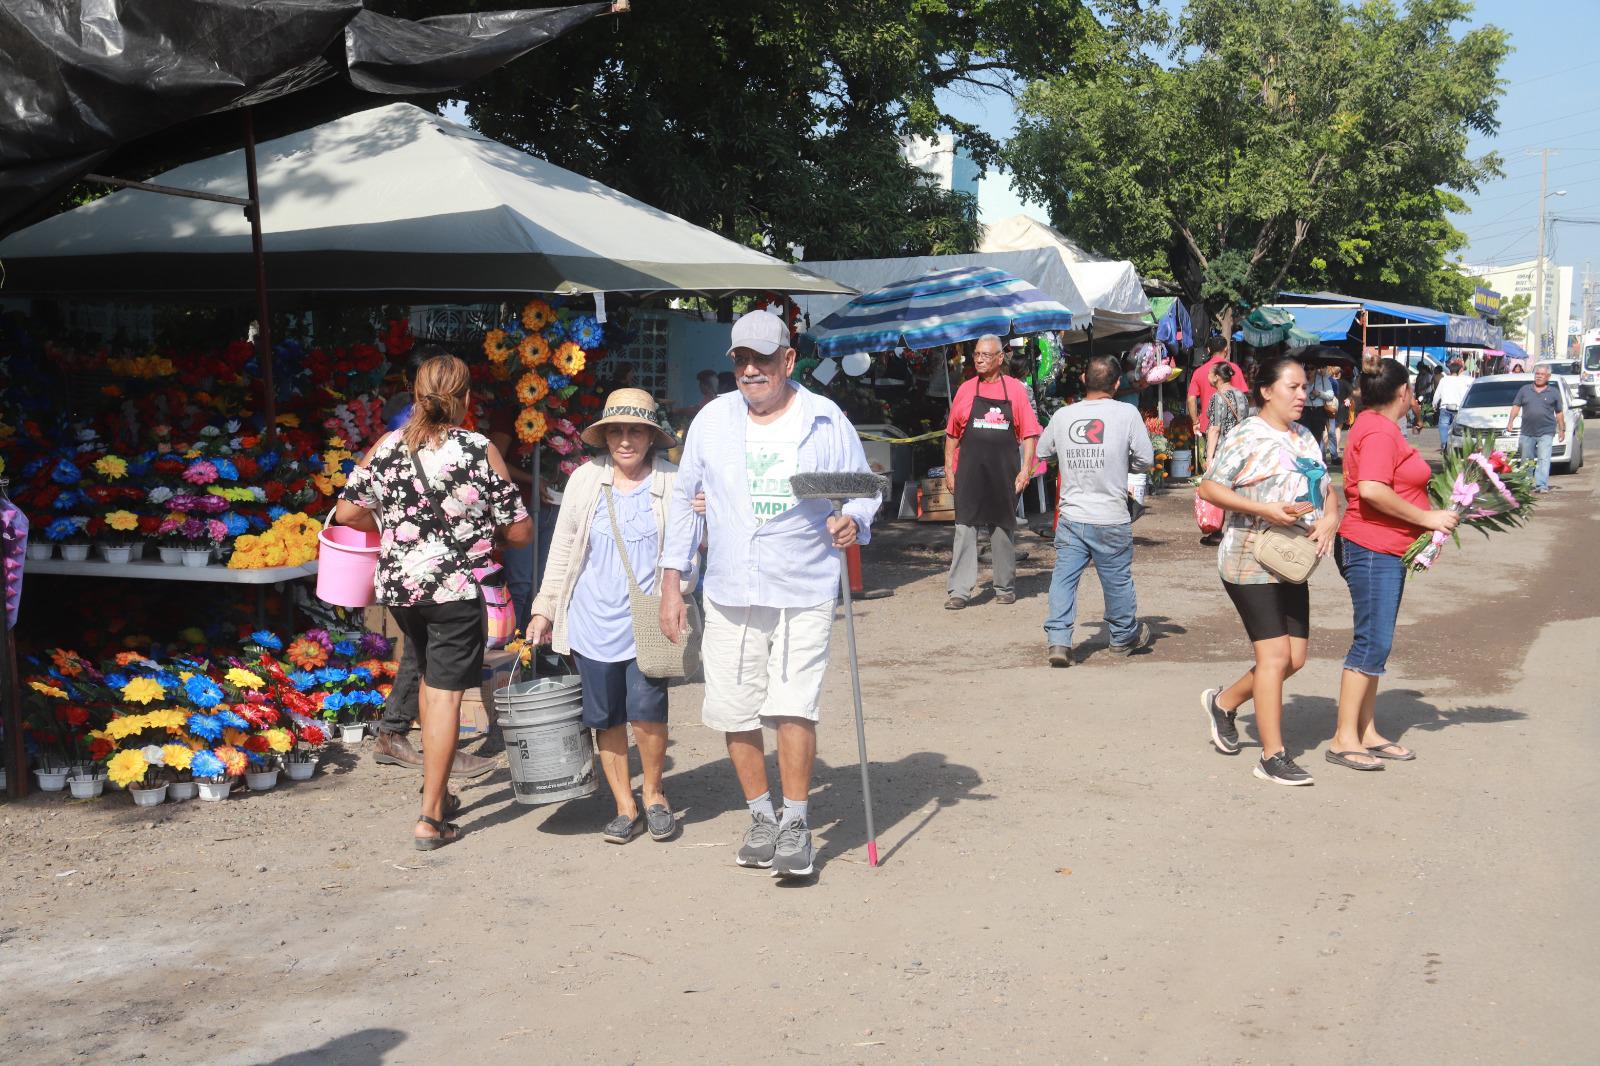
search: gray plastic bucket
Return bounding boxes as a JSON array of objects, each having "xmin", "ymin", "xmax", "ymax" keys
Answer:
[{"xmin": 493, "ymin": 670, "xmax": 594, "ymax": 805}]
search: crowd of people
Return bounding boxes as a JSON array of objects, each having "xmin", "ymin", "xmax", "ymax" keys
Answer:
[{"xmin": 335, "ymin": 318, "xmax": 1470, "ymax": 867}]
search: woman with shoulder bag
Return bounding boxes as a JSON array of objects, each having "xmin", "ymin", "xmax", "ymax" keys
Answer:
[
  {"xmin": 337, "ymin": 353, "xmax": 532, "ymax": 849},
  {"xmin": 529, "ymin": 389, "xmax": 704, "ymax": 845},
  {"xmin": 1196, "ymin": 354, "xmax": 1340, "ymax": 786},
  {"xmin": 1325, "ymin": 359, "xmax": 1459, "ymax": 771}
]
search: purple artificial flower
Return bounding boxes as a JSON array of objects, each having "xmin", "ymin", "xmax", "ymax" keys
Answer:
[{"xmin": 358, "ymin": 632, "xmax": 392, "ymax": 658}]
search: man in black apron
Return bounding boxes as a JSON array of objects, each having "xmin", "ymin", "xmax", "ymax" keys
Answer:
[{"xmin": 943, "ymin": 335, "xmax": 1041, "ymax": 609}]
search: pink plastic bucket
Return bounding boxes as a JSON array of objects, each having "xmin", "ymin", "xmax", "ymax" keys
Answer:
[{"xmin": 316, "ymin": 521, "xmax": 380, "ymax": 608}]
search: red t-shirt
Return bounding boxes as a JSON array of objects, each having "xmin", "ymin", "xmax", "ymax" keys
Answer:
[
  {"xmin": 945, "ymin": 375, "xmax": 1042, "ymax": 476},
  {"xmin": 1188, "ymin": 354, "xmax": 1246, "ymax": 432},
  {"xmin": 1339, "ymin": 410, "xmax": 1432, "ymax": 555}
]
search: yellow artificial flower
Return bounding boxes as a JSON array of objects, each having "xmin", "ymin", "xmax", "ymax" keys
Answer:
[
  {"xmin": 94, "ymin": 456, "xmax": 128, "ymax": 480},
  {"xmin": 276, "ymin": 413, "xmax": 301, "ymax": 428},
  {"xmin": 121, "ymin": 677, "xmax": 164, "ymax": 704},
  {"xmin": 552, "ymin": 341, "xmax": 586, "ymax": 376},
  {"xmin": 162, "ymin": 744, "xmax": 193, "ymax": 771},
  {"xmin": 107, "ymin": 749, "xmax": 149, "ymax": 788},
  {"xmin": 515, "ymin": 371, "xmax": 549, "ymax": 406},
  {"xmin": 28, "ymin": 680, "xmax": 67, "ymax": 699},
  {"xmin": 520, "ymin": 298, "xmax": 556, "ymax": 332},
  {"xmin": 515, "ymin": 408, "xmax": 548, "ymax": 444},
  {"xmin": 483, "ymin": 328, "xmax": 515, "ymax": 363},
  {"xmin": 518, "ymin": 334, "xmax": 550, "ymax": 368},
  {"xmin": 147, "ymin": 708, "xmax": 188, "ymax": 730},
  {"xmin": 105, "ymin": 510, "xmax": 139, "ymax": 532},
  {"xmin": 264, "ymin": 727, "xmax": 294, "ymax": 753},
  {"xmin": 225, "ymin": 667, "xmax": 264, "ymax": 690},
  {"xmin": 104, "ymin": 714, "xmax": 150, "ymax": 740}
]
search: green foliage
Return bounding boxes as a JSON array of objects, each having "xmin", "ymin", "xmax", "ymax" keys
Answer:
[
  {"xmin": 371, "ymin": 0, "xmax": 1089, "ymax": 261},
  {"xmin": 1493, "ymin": 292, "xmax": 1531, "ymax": 336},
  {"xmin": 1006, "ymin": 0, "xmax": 1509, "ymax": 330}
]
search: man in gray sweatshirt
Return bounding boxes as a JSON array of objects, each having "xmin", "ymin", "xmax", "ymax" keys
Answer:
[{"xmin": 1037, "ymin": 354, "xmax": 1154, "ymax": 666}]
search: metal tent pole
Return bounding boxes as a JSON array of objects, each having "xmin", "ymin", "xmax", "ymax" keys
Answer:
[{"xmin": 243, "ymin": 110, "xmax": 278, "ymax": 446}]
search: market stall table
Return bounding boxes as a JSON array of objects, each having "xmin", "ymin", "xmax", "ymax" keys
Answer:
[{"xmin": 24, "ymin": 557, "xmax": 317, "ymax": 631}]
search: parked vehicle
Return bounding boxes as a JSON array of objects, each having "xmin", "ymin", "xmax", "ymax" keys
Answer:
[
  {"xmin": 1448, "ymin": 374, "xmax": 1585, "ymax": 474},
  {"xmin": 1534, "ymin": 359, "xmax": 1584, "ymax": 409},
  {"xmin": 1581, "ymin": 329, "xmax": 1600, "ymax": 416}
]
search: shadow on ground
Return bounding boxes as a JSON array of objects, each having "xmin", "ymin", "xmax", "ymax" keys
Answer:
[
  {"xmin": 255, "ymin": 1028, "xmax": 407, "ymax": 1065},
  {"xmin": 1235, "ymin": 689, "xmax": 1530, "ymax": 757}
]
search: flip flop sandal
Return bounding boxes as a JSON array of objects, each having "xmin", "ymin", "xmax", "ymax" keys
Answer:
[
  {"xmin": 1366, "ymin": 743, "xmax": 1416, "ymax": 761},
  {"xmin": 645, "ymin": 804, "xmax": 677, "ymax": 841},
  {"xmin": 603, "ymin": 813, "xmax": 641, "ymax": 844},
  {"xmin": 414, "ymin": 814, "xmax": 461, "ymax": 851},
  {"xmin": 1325, "ymin": 749, "xmax": 1385, "ymax": 771}
]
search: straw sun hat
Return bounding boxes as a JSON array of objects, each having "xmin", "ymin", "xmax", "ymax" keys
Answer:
[{"xmin": 579, "ymin": 388, "xmax": 677, "ymax": 449}]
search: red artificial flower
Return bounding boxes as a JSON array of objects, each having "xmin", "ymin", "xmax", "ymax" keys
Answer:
[
  {"xmin": 299, "ymin": 724, "xmax": 327, "ymax": 745},
  {"xmin": 63, "ymin": 705, "xmax": 89, "ymax": 727},
  {"xmin": 89, "ymin": 736, "xmax": 114, "ymax": 761},
  {"xmin": 263, "ymin": 482, "xmax": 285, "ymax": 503},
  {"xmin": 244, "ymin": 734, "xmax": 271, "ymax": 754}
]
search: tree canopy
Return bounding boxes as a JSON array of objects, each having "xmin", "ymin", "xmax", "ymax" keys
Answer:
[
  {"xmin": 374, "ymin": 0, "xmax": 1090, "ymax": 263},
  {"xmin": 1005, "ymin": 0, "xmax": 1508, "ymax": 333}
]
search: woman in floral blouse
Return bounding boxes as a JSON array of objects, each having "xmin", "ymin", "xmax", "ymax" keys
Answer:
[{"xmin": 338, "ymin": 353, "xmax": 530, "ymax": 849}]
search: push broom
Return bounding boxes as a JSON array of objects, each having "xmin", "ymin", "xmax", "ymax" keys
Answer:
[{"xmin": 789, "ymin": 471, "xmax": 890, "ymax": 868}]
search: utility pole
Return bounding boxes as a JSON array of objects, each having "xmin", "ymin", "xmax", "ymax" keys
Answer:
[
  {"xmin": 1584, "ymin": 259, "xmax": 1596, "ymax": 332},
  {"xmin": 1532, "ymin": 148, "xmax": 1556, "ymax": 359}
]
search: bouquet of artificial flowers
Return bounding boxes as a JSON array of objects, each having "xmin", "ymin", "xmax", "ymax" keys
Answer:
[{"xmin": 1403, "ymin": 432, "xmax": 1537, "ymax": 574}]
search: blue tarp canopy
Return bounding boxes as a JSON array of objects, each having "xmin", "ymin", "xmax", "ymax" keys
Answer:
[
  {"xmin": 1281, "ymin": 291, "xmax": 1493, "ymax": 347},
  {"xmin": 1500, "ymin": 338, "xmax": 1528, "ymax": 358},
  {"xmin": 1278, "ymin": 304, "xmax": 1358, "ymax": 341}
]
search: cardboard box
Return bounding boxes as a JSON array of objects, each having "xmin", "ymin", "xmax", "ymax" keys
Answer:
[{"xmin": 461, "ymin": 648, "xmax": 522, "ymax": 735}]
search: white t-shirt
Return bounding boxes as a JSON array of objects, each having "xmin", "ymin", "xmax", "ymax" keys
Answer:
[
  {"xmin": 1432, "ymin": 373, "xmax": 1474, "ymax": 410},
  {"xmin": 745, "ymin": 400, "xmax": 804, "ymax": 524}
]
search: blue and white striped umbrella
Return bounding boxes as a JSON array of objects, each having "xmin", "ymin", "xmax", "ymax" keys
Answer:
[{"xmin": 808, "ymin": 265, "xmax": 1073, "ymax": 357}]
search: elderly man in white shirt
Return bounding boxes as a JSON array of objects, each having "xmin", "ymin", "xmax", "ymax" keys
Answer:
[
  {"xmin": 1430, "ymin": 356, "xmax": 1474, "ymax": 451},
  {"xmin": 659, "ymin": 310, "xmax": 879, "ymax": 879}
]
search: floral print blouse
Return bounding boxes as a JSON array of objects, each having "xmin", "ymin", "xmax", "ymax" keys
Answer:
[
  {"xmin": 1202, "ymin": 415, "xmax": 1328, "ymax": 585},
  {"xmin": 341, "ymin": 429, "xmax": 528, "ymax": 607}
]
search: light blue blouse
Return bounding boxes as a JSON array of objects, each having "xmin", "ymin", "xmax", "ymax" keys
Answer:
[{"xmin": 567, "ymin": 482, "xmax": 658, "ymax": 663}]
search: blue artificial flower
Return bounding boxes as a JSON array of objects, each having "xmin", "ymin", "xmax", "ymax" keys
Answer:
[
  {"xmin": 569, "ymin": 315, "xmax": 605, "ymax": 349},
  {"xmin": 126, "ymin": 455, "xmax": 153, "ymax": 477},
  {"xmin": 323, "ymin": 692, "xmax": 346, "ymax": 712},
  {"xmin": 257, "ymin": 451, "xmax": 279, "ymax": 473},
  {"xmin": 267, "ymin": 505, "xmax": 289, "ymax": 521},
  {"xmin": 305, "ymin": 454, "xmax": 323, "ymax": 472},
  {"xmin": 52, "ymin": 489, "xmax": 87, "ymax": 511},
  {"xmin": 218, "ymin": 709, "xmax": 249, "ymax": 730},
  {"xmin": 222, "ymin": 512, "xmax": 249, "ymax": 537},
  {"xmin": 313, "ymin": 666, "xmax": 344, "ymax": 685},
  {"xmin": 104, "ymin": 671, "xmax": 130, "ymax": 690},
  {"xmin": 250, "ymin": 630, "xmax": 284, "ymax": 651},
  {"xmin": 546, "ymin": 374, "xmax": 570, "ymax": 391},
  {"xmin": 152, "ymin": 671, "xmax": 182, "ymax": 690},
  {"xmin": 332, "ymin": 639, "xmax": 357, "ymax": 658},
  {"xmin": 339, "ymin": 457, "xmax": 355, "ymax": 475},
  {"xmin": 213, "ymin": 458, "xmax": 239, "ymax": 481},
  {"xmin": 542, "ymin": 321, "xmax": 567, "ymax": 344},
  {"xmin": 350, "ymin": 667, "xmax": 373, "ymax": 684},
  {"xmin": 247, "ymin": 514, "xmax": 269, "ymax": 531},
  {"xmin": 288, "ymin": 670, "xmax": 316, "ymax": 691},
  {"xmin": 22, "ymin": 457, "xmax": 46, "ymax": 478},
  {"xmin": 184, "ymin": 675, "xmax": 224, "ymax": 709},
  {"xmin": 187, "ymin": 713, "xmax": 224, "ymax": 742},
  {"xmin": 190, "ymin": 750, "xmax": 225, "ymax": 778},
  {"xmin": 50, "ymin": 458, "xmax": 82, "ymax": 485},
  {"xmin": 44, "ymin": 517, "xmax": 78, "ymax": 542},
  {"xmin": 245, "ymin": 750, "xmax": 269, "ymax": 768}
]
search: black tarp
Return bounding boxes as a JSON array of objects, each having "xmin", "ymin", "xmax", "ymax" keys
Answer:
[{"xmin": 0, "ymin": 0, "xmax": 609, "ymax": 238}]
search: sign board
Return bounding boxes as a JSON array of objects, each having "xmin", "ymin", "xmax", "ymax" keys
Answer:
[{"xmin": 1473, "ymin": 286, "xmax": 1501, "ymax": 317}]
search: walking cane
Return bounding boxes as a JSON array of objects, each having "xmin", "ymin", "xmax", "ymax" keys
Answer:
[{"xmin": 790, "ymin": 472, "xmax": 890, "ymax": 867}]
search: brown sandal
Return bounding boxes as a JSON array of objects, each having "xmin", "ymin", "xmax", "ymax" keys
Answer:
[
  {"xmin": 414, "ymin": 814, "xmax": 461, "ymax": 851},
  {"xmin": 417, "ymin": 785, "xmax": 461, "ymax": 818}
]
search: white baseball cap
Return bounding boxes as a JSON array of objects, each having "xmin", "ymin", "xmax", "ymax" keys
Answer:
[{"xmin": 726, "ymin": 309, "xmax": 791, "ymax": 358}]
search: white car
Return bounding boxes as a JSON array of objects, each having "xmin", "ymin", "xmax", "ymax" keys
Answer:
[
  {"xmin": 1534, "ymin": 360, "xmax": 1584, "ymax": 409},
  {"xmin": 1448, "ymin": 373, "xmax": 1586, "ymax": 474}
]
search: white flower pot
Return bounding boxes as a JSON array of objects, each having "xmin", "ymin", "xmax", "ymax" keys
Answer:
[
  {"xmin": 1127, "ymin": 473, "xmax": 1148, "ymax": 504},
  {"xmin": 339, "ymin": 723, "xmax": 367, "ymax": 744},
  {"xmin": 68, "ymin": 774, "xmax": 105, "ymax": 799},
  {"xmin": 130, "ymin": 783, "xmax": 169, "ymax": 806},
  {"xmin": 167, "ymin": 780, "xmax": 198, "ymax": 801},
  {"xmin": 60, "ymin": 544, "xmax": 91, "ymax": 562},
  {"xmin": 197, "ymin": 779, "xmax": 232, "ymax": 802},
  {"xmin": 26, "ymin": 542, "xmax": 54, "ymax": 561},
  {"xmin": 98, "ymin": 544, "xmax": 134, "ymax": 564},
  {"xmin": 283, "ymin": 758, "xmax": 318, "ymax": 781},
  {"xmin": 245, "ymin": 768, "xmax": 280, "ymax": 791},
  {"xmin": 181, "ymin": 549, "xmax": 212, "ymax": 568},
  {"xmin": 1169, "ymin": 450, "xmax": 1194, "ymax": 479},
  {"xmin": 34, "ymin": 768, "xmax": 69, "ymax": 792},
  {"xmin": 159, "ymin": 546, "xmax": 186, "ymax": 565}
]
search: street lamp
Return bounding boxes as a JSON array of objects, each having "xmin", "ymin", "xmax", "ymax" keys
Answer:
[{"xmin": 1535, "ymin": 181, "xmax": 1567, "ymax": 359}]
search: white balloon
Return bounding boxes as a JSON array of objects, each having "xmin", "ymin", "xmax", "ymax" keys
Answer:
[{"xmin": 841, "ymin": 352, "xmax": 872, "ymax": 377}]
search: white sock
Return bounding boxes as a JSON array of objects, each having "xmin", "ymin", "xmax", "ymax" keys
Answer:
[
  {"xmin": 746, "ymin": 792, "xmax": 775, "ymax": 822},
  {"xmin": 780, "ymin": 797, "xmax": 809, "ymax": 827}
]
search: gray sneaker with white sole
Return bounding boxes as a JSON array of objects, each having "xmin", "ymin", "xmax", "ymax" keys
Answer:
[
  {"xmin": 771, "ymin": 818, "xmax": 815, "ymax": 878},
  {"xmin": 736, "ymin": 812, "xmax": 780, "ymax": 868}
]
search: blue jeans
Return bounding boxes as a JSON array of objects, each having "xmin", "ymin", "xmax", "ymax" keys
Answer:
[
  {"xmin": 1335, "ymin": 537, "xmax": 1405, "ymax": 676},
  {"xmin": 1044, "ymin": 520, "xmax": 1137, "ymax": 647},
  {"xmin": 1437, "ymin": 407, "xmax": 1455, "ymax": 451},
  {"xmin": 1519, "ymin": 433, "xmax": 1554, "ymax": 490},
  {"xmin": 503, "ymin": 504, "xmax": 559, "ymax": 635}
]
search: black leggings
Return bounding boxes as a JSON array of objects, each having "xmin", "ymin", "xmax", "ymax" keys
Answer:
[{"xmin": 1223, "ymin": 580, "xmax": 1309, "ymax": 642}]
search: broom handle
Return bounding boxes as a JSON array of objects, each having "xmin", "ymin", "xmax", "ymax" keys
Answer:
[{"xmin": 834, "ymin": 501, "xmax": 878, "ymax": 867}]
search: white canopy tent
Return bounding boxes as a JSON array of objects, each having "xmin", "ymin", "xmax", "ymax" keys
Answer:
[
  {"xmin": 0, "ymin": 103, "xmax": 850, "ymax": 300},
  {"xmin": 796, "ymin": 213, "xmax": 1150, "ymax": 343}
]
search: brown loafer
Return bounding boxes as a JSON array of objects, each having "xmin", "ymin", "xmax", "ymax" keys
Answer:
[
  {"xmin": 448, "ymin": 749, "xmax": 499, "ymax": 780},
  {"xmin": 373, "ymin": 731, "xmax": 423, "ymax": 769}
]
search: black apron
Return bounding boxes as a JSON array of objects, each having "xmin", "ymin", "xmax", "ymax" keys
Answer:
[{"xmin": 954, "ymin": 381, "xmax": 1020, "ymax": 529}]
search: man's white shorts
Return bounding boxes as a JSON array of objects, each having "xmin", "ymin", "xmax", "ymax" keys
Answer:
[{"xmin": 700, "ymin": 598, "xmax": 835, "ymax": 733}]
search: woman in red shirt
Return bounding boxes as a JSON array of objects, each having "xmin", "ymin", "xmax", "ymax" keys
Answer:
[{"xmin": 1328, "ymin": 360, "xmax": 1458, "ymax": 771}]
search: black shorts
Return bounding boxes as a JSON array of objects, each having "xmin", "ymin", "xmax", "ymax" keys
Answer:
[
  {"xmin": 388, "ymin": 599, "xmax": 485, "ymax": 692},
  {"xmin": 1222, "ymin": 580, "xmax": 1309, "ymax": 642}
]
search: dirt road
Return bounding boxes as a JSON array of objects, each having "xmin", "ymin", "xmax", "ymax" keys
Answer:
[{"xmin": 3, "ymin": 455, "xmax": 1596, "ymax": 1065}]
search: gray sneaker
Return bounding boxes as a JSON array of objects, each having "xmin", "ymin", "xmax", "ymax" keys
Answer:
[
  {"xmin": 1109, "ymin": 620, "xmax": 1152, "ymax": 655},
  {"xmin": 771, "ymin": 817, "xmax": 815, "ymax": 878},
  {"xmin": 736, "ymin": 812, "xmax": 780, "ymax": 868}
]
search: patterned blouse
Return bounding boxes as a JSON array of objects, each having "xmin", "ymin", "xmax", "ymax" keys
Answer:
[
  {"xmin": 341, "ymin": 429, "xmax": 528, "ymax": 607},
  {"xmin": 1202, "ymin": 416, "xmax": 1328, "ymax": 585},
  {"xmin": 1206, "ymin": 388, "xmax": 1251, "ymax": 447}
]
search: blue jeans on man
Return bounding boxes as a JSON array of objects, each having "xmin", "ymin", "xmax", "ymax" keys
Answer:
[
  {"xmin": 1044, "ymin": 520, "xmax": 1137, "ymax": 648},
  {"xmin": 1519, "ymin": 433, "xmax": 1555, "ymax": 491},
  {"xmin": 1437, "ymin": 407, "xmax": 1455, "ymax": 452}
]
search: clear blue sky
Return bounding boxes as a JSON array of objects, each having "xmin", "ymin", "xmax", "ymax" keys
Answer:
[{"xmin": 944, "ymin": 0, "xmax": 1600, "ymax": 315}]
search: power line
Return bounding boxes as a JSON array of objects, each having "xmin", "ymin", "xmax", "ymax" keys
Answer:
[{"xmin": 1506, "ymin": 57, "xmax": 1600, "ymax": 87}]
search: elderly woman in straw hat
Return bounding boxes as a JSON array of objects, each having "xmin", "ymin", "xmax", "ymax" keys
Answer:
[{"xmin": 529, "ymin": 388, "xmax": 703, "ymax": 844}]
